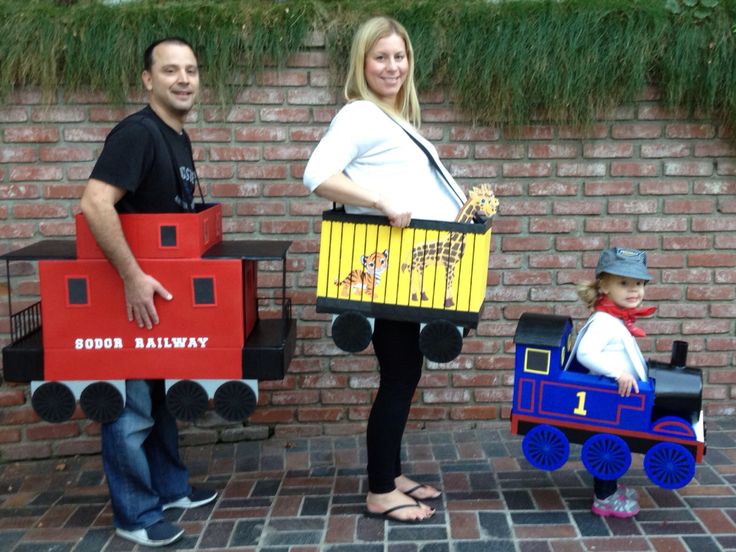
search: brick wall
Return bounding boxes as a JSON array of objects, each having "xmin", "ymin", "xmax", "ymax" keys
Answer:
[{"xmin": 1, "ymin": 37, "xmax": 735, "ymax": 461}]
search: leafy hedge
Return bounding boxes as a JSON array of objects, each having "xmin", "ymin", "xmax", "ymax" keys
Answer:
[{"xmin": 2, "ymin": 0, "xmax": 736, "ymax": 127}]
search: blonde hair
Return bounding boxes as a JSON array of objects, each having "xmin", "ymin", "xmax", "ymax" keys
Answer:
[
  {"xmin": 576, "ymin": 279, "xmax": 602, "ymax": 310},
  {"xmin": 344, "ymin": 16, "xmax": 421, "ymax": 127}
]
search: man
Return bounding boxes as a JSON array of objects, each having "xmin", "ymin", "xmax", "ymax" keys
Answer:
[{"xmin": 80, "ymin": 37, "xmax": 216, "ymax": 547}]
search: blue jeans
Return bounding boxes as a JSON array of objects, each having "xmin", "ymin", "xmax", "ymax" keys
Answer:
[{"xmin": 101, "ymin": 380, "xmax": 191, "ymax": 530}]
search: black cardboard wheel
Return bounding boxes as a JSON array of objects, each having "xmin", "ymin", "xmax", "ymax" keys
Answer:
[
  {"xmin": 79, "ymin": 381, "xmax": 124, "ymax": 424},
  {"xmin": 214, "ymin": 381, "xmax": 257, "ymax": 421},
  {"xmin": 32, "ymin": 381, "xmax": 76, "ymax": 423},
  {"xmin": 419, "ymin": 320, "xmax": 463, "ymax": 363},
  {"xmin": 331, "ymin": 311, "xmax": 373, "ymax": 353},
  {"xmin": 166, "ymin": 380, "xmax": 208, "ymax": 422}
]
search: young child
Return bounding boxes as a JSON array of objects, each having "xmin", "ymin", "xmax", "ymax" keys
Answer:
[{"xmin": 571, "ymin": 247, "xmax": 656, "ymax": 518}]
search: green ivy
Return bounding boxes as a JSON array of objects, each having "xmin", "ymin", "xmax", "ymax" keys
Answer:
[{"xmin": 2, "ymin": 0, "xmax": 736, "ymax": 128}]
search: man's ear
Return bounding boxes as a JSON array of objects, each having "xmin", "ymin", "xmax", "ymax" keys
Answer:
[{"xmin": 141, "ymin": 70, "xmax": 153, "ymax": 91}]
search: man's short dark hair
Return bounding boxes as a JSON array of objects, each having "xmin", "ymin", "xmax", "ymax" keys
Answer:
[{"xmin": 143, "ymin": 37, "xmax": 197, "ymax": 71}]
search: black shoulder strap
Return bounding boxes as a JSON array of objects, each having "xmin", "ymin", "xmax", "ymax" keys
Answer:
[
  {"xmin": 135, "ymin": 114, "xmax": 205, "ymax": 209},
  {"xmin": 389, "ymin": 117, "xmax": 465, "ymax": 206}
]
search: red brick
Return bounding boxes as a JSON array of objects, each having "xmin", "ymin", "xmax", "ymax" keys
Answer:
[
  {"xmin": 0, "ymin": 427, "xmax": 21, "ymax": 444},
  {"xmin": 449, "ymin": 406, "xmax": 498, "ymax": 420},
  {"xmin": 287, "ymin": 88, "xmax": 335, "ymax": 105},
  {"xmin": 0, "ymin": 389, "xmax": 26, "ymax": 406},
  {"xmin": 13, "ymin": 203, "xmax": 68, "ymax": 219},
  {"xmin": 238, "ymin": 165, "xmax": 288, "ymax": 180},
  {"xmin": 583, "ymin": 181, "xmax": 635, "ymax": 196},
  {"xmin": 320, "ymin": 390, "xmax": 371, "ymax": 405},
  {"xmin": 297, "ymin": 408, "xmax": 345, "ymax": 422},
  {"xmin": 450, "ymin": 127, "xmax": 500, "ymax": 141},
  {"xmin": 694, "ymin": 180, "xmax": 736, "ymax": 195},
  {"xmin": 505, "ymin": 125, "xmax": 554, "ymax": 140},
  {"xmin": 583, "ymin": 143, "xmax": 633, "ymax": 158},
  {"xmin": 64, "ymin": 127, "xmax": 110, "ymax": 142},
  {"xmin": 638, "ymin": 217, "xmax": 688, "ymax": 232},
  {"xmin": 476, "ymin": 144, "xmax": 524, "ymax": 159},
  {"xmin": 0, "ymin": 146, "xmax": 37, "ymax": 162},
  {"xmin": 502, "ymin": 162, "xmax": 551, "ymax": 177},
  {"xmin": 501, "ymin": 236, "xmax": 552, "ymax": 251},
  {"xmin": 449, "ymin": 163, "xmax": 499, "ymax": 178},
  {"xmin": 663, "ymin": 161, "xmax": 713, "ymax": 176},
  {"xmin": 639, "ymin": 179, "xmax": 690, "ymax": 195},
  {"xmin": 664, "ymin": 199, "xmax": 714, "ymax": 214},
  {"xmin": 694, "ymin": 143, "xmax": 736, "ymax": 157},
  {"xmin": 585, "ymin": 218, "xmax": 634, "ymax": 233},
  {"xmin": 640, "ymin": 143, "xmax": 690, "ymax": 158},
  {"xmin": 209, "ymin": 146, "xmax": 259, "ymax": 161},
  {"xmin": 608, "ymin": 199, "xmax": 658, "ymax": 214},
  {"xmin": 255, "ymin": 69, "xmax": 308, "ymax": 86},
  {"xmin": 637, "ymin": 104, "xmax": 688, "ymax": 119},
  {"xmin": 0, "ymin": 443, "xmax": 52, "ymax": 461},
  {"xmin": 528, "ymin": 143, "xmax": 578, "ymax": 158},
  {"xmin": 558, "ymin": 124, "xmax": 608, "ymax": 139},
  {"xmin": 422, "ymin": 108, "xmax": 466, "ymax": 123},
  {"xmin": 0, "ymin": 107, "xmax": 28, "ymax": 122},
  {"xmin": 610, "ymin": 161, "xmax": 658, "ymax": 176},
  {"xmin": 31, "ymin": 107, "xmax": 85, "ymax": 123},
  {"xmin": 437, "ymin": 144, "xmax": 470, "ymax": 158},
  {"xmin": 0, "ymin": 184, "xmax": 41, "ymax": 199},
  {"xmin": 552, "ymin": 201, "xmax": 602, "ymax": 215},
  {"xmin": 611, "ymin": 123, "xmax": 662, "ymax": 139},
  {"xmin": 557, "ymin": 162, "xmax": 606, "ymax": 177},
  {"xmin": 26, "ymin": 421, "xmax": 80, "ymax": 441},
  {"xmin": 666, "ymin": 124, "xmax": 716, "ymax": 139},
  {"xmin": 263, "ymin": 145, "xmax": 315, "ymax": 161},
  {"xmin": 529, "ymin": 218, "xmax": 577, "ymax": 233},
  {"xmin": 4, "ymin": 127, "xmax": 59, "ymax": 143},
  {"xmin": 237, "ymin": 88, "xmax": 284, "ymax": 104},
  {"xmin": 528, "ymin": 181, "xmax": 579, "ymax": 196},
  {"xmin": 260, "ymin": 107, "xmax": 311, "ymax": 122},
  {"xmin": 249, "ymin": 408, "xmax": 295, "ymax": 423},
  {"xmin": 662, "ymin": 236, "xmax": 712, "ymax": 250},
  {"xmin": 289, "ymin": 127, "xmax": 326, "ymax": 142}
]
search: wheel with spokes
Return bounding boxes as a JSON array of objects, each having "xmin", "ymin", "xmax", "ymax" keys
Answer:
[{"xmin": 522, "ymin": 424, "xmax": 569, "ymax": 471}]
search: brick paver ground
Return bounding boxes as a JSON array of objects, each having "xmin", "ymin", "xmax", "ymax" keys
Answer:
[{"xmin": 0, "ymin": 419, "xmax": 734, "ymax": 551}]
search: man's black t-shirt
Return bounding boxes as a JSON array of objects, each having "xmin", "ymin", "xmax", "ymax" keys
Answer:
[{"xmin": 90, "ymin": 106, "xmax": 197, "ymax": 214}]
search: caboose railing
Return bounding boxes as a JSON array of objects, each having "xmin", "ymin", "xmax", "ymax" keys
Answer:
[{"xmin": 10, "ymin": 300, "xmax": 41, "ymax": 343}]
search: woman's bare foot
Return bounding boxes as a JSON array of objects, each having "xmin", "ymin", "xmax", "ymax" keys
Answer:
[
  {"xmin": 366, "ymin": 489, "xmax": 434, "ymax": 522},
  {"xmin": 395, "ymin": 475, "xmax": 442, "ymax": 500}
]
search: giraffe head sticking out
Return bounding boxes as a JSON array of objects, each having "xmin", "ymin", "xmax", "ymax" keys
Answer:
[{"xmin": 455, "ymin": 183, "xmax": 499, "ymax": 223}]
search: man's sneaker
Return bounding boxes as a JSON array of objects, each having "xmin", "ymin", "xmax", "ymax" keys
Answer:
[
  {"xmin": 162, "ymin": 487, "xmax": 218, "ymax": 511},
  {"xmin": 116, "ymin": 520, "xmax": 184, "ymax": 547},
  {"xmin": 591, "ymin": 488, "xmax": 640, "ymax": 518}
]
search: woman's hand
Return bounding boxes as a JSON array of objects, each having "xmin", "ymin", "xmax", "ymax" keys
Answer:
[
  {"xmin": 375, "ymin": 193, "xmax": 411, "ymax": 228},
  {"xmin": 615, "ymin": 372, "xmax": 639, "ymax": 397}
]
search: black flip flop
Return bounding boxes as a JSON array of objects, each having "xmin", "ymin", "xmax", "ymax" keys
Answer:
[
  {"xmin": 403, "ymin": 483, "xmax": 442, "ymax": 500},
  {"xmin": 364, "ymin": 501, "xmax": 433, "ymax": 524}
]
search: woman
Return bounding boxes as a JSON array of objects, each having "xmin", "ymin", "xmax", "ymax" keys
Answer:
[{"xmin": 303, "ymin": 16, "xmax": 466, "ymax": 523}]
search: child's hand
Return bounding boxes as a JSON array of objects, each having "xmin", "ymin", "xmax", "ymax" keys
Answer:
[{"xmin": 616, "ymin": 373, "xmax": 639, "ymax": 397}]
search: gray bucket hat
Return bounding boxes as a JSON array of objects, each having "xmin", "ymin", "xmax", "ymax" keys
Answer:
[{"xmin": 595, "ymin": 247, "xmax": 652, "ymax": 281}]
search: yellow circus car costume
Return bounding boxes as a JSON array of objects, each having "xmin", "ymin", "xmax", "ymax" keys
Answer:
[{"xmin": 316, "ymin": 184, "xmax": 498, "ymax": 363}]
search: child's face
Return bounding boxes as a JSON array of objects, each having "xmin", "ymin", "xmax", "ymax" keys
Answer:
[{"xmin": 599, "ymin": 273, "xmax": 646, "ymax": 309}]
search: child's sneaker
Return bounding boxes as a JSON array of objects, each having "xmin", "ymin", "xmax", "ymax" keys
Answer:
[
  {"xmin": 591, "ymin": 488, "xmax": 640, "ymax": 518},
  {"xmin": 618, "ymin": 484, "xmax": 639, "ymax": 501}
]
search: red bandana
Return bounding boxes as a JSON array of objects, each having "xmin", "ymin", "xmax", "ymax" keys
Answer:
[{"xmin": 594, "ymin": 296, "xmax": 656, "ymax": 337}]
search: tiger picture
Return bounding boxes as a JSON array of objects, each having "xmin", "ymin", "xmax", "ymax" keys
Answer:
[{"xmin": 335, "ymin": 249, "xmax": 389, "ymax": 298}]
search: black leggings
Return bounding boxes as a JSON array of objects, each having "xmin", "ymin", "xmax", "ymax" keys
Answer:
[
  {"xmin": 366, "ymin": 318, "xmax": 424, "ymax": 493},
  {"xmin": 594, "ymin": 477, "xmax": 617, "ymax": 499}
]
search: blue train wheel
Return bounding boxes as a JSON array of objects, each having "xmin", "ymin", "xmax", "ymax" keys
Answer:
[
  {"xmin": 581, "ymin": 434, "xmax": 632, "ymax": 481},
  {"xmin": 522, "ymin": 424, "xmax": 570, "ymax": 471},
  {"xmin": 419, "ymin": 320, "xmax": 463, "ymax": 364},
  {"xmin": 31, "ymin": 382, "xmax": 76, "ymax": 423},
  {"xmin": 79, "ymin": 382, "xmax": 124, "ymax": 424},
  {"xmin": 214, "ymin": 381, "xmax": 257, "ymax": 422},
  {"xmin": 166, "ymin": 380, "xmax": 208, "ymax": 422},
  {"xmin": 644, "ymin": 442, "xmax": 695, "ymax": 489},
  {"xmin": 332, "ymin": 311, "xmax": 372, "ymax": 353}
]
